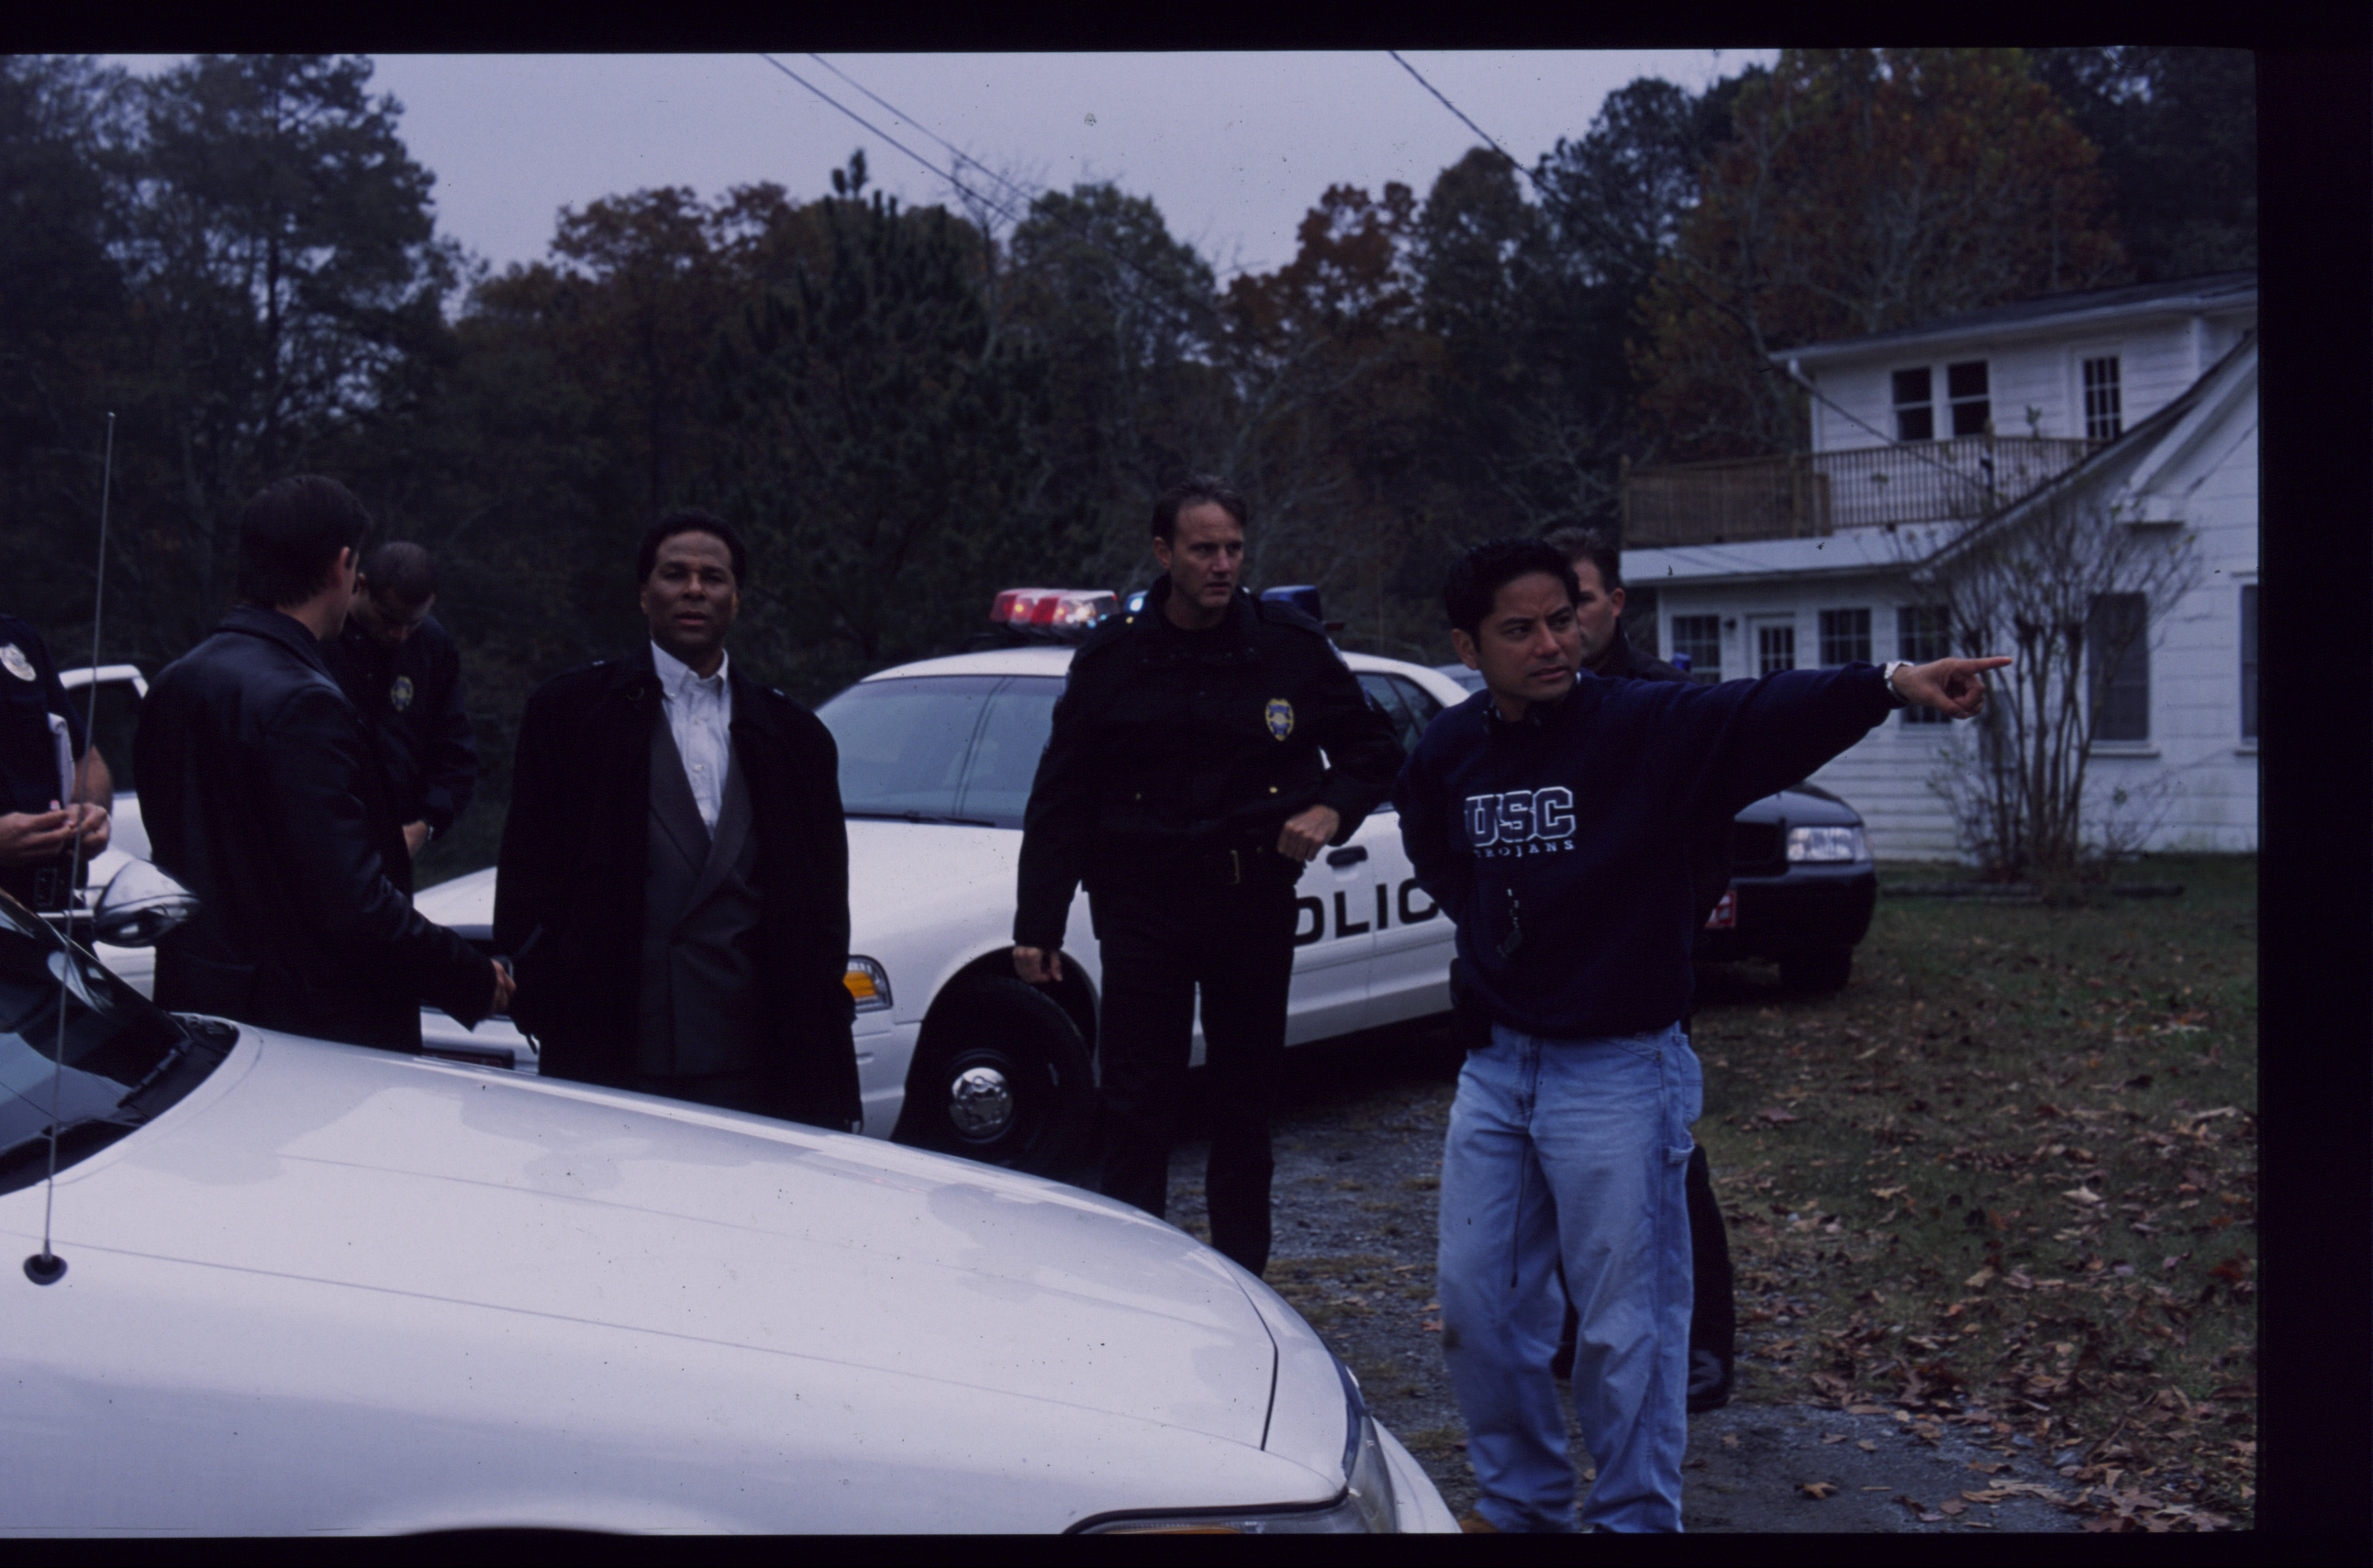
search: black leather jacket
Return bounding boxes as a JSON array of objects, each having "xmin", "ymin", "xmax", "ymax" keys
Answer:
[{"xmin": 134, "ymin": 606, "xmax": 492, "ymax": 1051}]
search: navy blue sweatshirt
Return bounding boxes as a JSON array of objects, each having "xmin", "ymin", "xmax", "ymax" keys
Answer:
[{"xmin": 1394, "ymin": 663, "xmax": 1897, "ymax": 1040}]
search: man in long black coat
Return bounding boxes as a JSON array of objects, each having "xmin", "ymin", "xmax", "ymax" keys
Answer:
[
  {"xmin": 137, "ymin": 476, "xmax": 506, "ymax": 1051},
  {"xmin": 494, "ymin": 511, "xmax": 859, "ymax": 1132}
]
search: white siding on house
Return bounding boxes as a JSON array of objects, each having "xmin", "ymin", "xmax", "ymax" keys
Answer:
[
  {"xmin": 1639, "ymin": 315, "xmax": 2256, "ymax": 864},
  {"xmin": 2118, "ymin": 328, "xmax": 2219, "ymax": 430},
  {"xmin": 2089, "ymin": 360, "xmax": 2260, "ymax": 853},
  {"xmin": 1810, "ymin": 306, "xmax": 2246, "ymax": 451},
  {"xmin": 1645, "ymin": 572, "xmax": 1969, "ymax": 861}
]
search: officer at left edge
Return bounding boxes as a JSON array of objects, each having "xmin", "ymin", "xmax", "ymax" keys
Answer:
[{"xmin": 0, "ymin": 612, "xmax": 111, "ymax": 916}]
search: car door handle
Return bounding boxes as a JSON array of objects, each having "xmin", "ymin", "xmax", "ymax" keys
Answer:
[{"xmin": 1325, "ymin": 847, "xmax": 1367, "ymax": 867}]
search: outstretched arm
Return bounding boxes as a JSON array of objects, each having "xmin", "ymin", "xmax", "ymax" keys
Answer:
[{"xmin": 1890, "ymin": 656, "xmax": 2013, "ymax": 720}]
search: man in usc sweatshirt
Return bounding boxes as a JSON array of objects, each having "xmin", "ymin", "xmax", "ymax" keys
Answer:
[{"xmin": 1395, "ymin": 537, "xmax": 2006, "ymax": 1532}]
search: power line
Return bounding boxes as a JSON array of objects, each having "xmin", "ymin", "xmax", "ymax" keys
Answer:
[
  {"xmin": 802, "ymin": 54, "xmax": 1042, "ymax": 224},
  {"xmin": 802, "ymin": 54, "xmax": 1264, "ymax": 284},
  {"xmin": 1387, "ymin": 50, "xmax": 1543, "ymax": 194},
  {"xmin": 1383, "ymin": 50, "xmax": 2002, "ymax": 507},
  {"xmin": 754, "ymin": 53, "xmax": 1232, "ymax": 350},
  {"xmin": 754, "ymin": 53, "xmax": 1033, "ymax": 235}
]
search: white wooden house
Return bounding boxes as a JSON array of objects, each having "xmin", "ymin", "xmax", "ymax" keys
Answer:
[{"xmin": 1621, "ymin": 272, "xmax": 2259, "ymax": 862}]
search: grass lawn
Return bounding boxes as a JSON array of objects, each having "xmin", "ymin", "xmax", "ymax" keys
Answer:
[{"xmin": 1690, "ymin": 852, "xmax": 2258, "ymax": 1531}]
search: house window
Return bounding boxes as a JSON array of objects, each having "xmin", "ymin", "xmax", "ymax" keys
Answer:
[
  {"xmin": 1946, "ymin": 361, "xmax": 1991, "ymax": 438},
  {"xmin": 2082, "ymin": 356, "xmax": 2123, "ymax": 441},
  {"xmin": 1898, "ymin": 605, "xmax": 1951, "ymax": 726},
  {"xmin": 1670, "ymin": 615, "xmax": 1722, "ymax": 684},
  {"xmin": 1892, "ymin": 367, "xmax": 1933, "ymax": 441},
  {"xmin": 1755, "ymin": 621, "xmax": 1796, "ymax": 675},
  {"xmin": 1894, "ymin": 361, "xmax": 1989, "ymax": 440},
  {"xmin": 2088, "ymin": 592, "xmax": 2150, "ymax": 742},
  {"xmin": 2239, "ymin": 584, "xmax": 2257, "ymax": 740},
  {"xmin": 1818, "ymin": 608, "xmax": 1872, "ymax": 666}
]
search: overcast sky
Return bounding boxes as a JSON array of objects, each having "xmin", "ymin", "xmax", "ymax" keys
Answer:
[{"xmin": 118, "ymin": 50, "xmax": 1775, "ymax": 281}]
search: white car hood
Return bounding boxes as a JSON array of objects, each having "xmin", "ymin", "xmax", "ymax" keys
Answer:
[{"xmin": 6, "ymin": 1029, "xmax": 1317, "ymax": 1532}]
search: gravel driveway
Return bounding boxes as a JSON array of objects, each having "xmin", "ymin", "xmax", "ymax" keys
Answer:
[{"xmin": 1136, "ymin": 1016, "xmax": 2088, "ymax": 1534}]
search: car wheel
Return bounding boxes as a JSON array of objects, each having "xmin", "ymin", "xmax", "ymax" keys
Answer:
[
  {"xmin": 1778, "ymin": 946, "xmax": 1854, "ymax": 993},
  {"xmin": 896, "ymin": 975, "xmax": 1094, "ymax": 1175}
]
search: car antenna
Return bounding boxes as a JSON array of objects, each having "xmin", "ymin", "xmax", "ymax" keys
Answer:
[{"xmin": 25, "ymin": 411, "xmax": 112, "ymax": 1287}]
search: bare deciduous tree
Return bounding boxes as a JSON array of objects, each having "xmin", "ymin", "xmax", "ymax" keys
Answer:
[{"xmin": 1900, "ymin": 490, "xmax": 2201, "ymax": 895}]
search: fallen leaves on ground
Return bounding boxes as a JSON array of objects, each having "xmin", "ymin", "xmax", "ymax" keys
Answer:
[{"xmin": 1697, "ymin": 864, "xmax": 2258, "ymax": 1530}]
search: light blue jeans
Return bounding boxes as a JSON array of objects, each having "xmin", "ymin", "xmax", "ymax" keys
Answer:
[{"xmin": 1437, "ymin": 1021, "xmax": 1702, "ymax": 1532}]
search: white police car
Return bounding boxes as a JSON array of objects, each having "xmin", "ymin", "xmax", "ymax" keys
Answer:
[
  {"xmin": 418, "ymin": 591, "xmax": 1471, "ymax": 1178},
  {"xmin": 0, "ymin": 888, "xmax": 1456, "ymax": 1534}
]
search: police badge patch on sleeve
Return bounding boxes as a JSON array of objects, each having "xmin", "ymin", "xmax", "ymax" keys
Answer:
[
  {"xmin": 1264, "ymin": 698, "xmax": 1293, "ymax": 740},
  {"xmin": 390, "ymin": 675, "xmax": 415, "ymax": 713},
  {"xmin": 1, "ymin": 643, "xmax": 35, "ymax": 682}
]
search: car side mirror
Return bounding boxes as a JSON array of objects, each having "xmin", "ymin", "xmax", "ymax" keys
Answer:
[{"xmin": 93, "ymin": 860, "xmax": 200, "ymax": 948}]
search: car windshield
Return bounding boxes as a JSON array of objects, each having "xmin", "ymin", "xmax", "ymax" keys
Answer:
[
  {"xmin": 817, "ymin": 674, "xmax": 1061, "ymax": 829},
  {"xmin": 0, "ymin": 897, "xmax": 228, "ymax": 1194}
]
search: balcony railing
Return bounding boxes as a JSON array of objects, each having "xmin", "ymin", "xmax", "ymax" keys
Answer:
[{"xmin": 1622, "ymin": 436, "xmax": 2100, "ymax": 547}]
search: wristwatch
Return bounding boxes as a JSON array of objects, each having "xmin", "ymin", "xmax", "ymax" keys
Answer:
[{"xmin": 1881, "ymin": 661, "xmax": 1912, "ymax": 707}]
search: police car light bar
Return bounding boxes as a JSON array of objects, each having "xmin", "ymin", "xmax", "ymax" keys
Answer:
[{"xmin": 990, "ymin": 589, "xmax": 1117, "ymax": 631}]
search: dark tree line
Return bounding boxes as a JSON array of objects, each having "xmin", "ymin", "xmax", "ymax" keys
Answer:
[{"xmin": 0, "ymin": 50, "xmax": 2255, "ymax": 874}]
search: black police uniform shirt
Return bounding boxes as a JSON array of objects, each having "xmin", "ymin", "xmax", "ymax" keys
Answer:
[
  {"xmin": 1012, "ymin": 579, "xmax": 1402, "ymax": 952},
  {"xmin": 320, "ymin": 613, "xmax": 479, "ymax": 840},
  {"xmin": 0, "ymin": 615, "xmax": 91, "ymax": 908}
]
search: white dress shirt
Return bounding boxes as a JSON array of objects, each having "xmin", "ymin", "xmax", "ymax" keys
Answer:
[{"xmin": 651, "ymin": 640, "xmax": 733, "ymax": 832}]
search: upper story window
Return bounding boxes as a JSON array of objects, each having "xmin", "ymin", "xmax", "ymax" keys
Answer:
[
  {"xmin": 1945, "ymin": 361, "xmax": 1991, "ymax": 437},
  {"xmin": 1891, "ymin": 360, "xmax": 1991, "ymax": 440},
  {"xmin": 1891, "ymin": 368, "xmax": 1934, "ymax": 440},
  {"xmin": 2082, "ymin": 355, "xmax": 2124, "ymax": 441},
  {"xmin": 1818, "ymin": 607, "xmax": 1872, "ymax": 666},
  {"xmin": 1669, "ymin": 615, "xmax": 1722, "ymax": 684}
]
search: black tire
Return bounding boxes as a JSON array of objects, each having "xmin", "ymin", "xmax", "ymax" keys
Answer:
[
  {"xmin": 894, "ymin": 976, "xmax": 1094, "ymax": 1175},
  {"xmin": 1778, "ymin": 945, "xmax": 1854, "ymax": 993}
]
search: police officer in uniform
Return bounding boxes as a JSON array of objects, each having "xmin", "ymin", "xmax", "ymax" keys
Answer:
[
  {"xmin": 320, "ymin": 541, "xmax": 478, "ymax": 860},
  {"xmin": 1012, "ymin": 476, "xmax": 1402, "ymax": 1276},
  {"xmin": 0, "ymin": 614, "xmax": 110, "ymax": 917}
]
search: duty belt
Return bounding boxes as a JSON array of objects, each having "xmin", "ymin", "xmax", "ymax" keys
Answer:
[{"xmin": 1184, "ymin": 843, "xmax": 1295, "ymax": 888}]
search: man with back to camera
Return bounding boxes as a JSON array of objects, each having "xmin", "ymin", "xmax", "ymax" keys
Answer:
[
  {"xmin": 494, "ymin": 510, "xmax": 860, "ymax": 1131},
  {"xmin": 0, "ymin": 610, "xmax": 112, "ymax": 918},
  {"xmin": 321, "ymin": 541, "xmax": 478, "ymax": 861},
  {"xmin": 1010, "ymin": 475, "xmax": 1402, "ymax": 1276},
  {"xmin": 135, "ymin": 475, "xmax": 507, "ymax": 1050},
  {"xmin": 1398, "ymin": 537, "xmax": 2006, "ymax": 1532},
  {"xmin": 1539, "ymin": 525, "xmax": 1736, "ymax": 1413}
]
